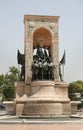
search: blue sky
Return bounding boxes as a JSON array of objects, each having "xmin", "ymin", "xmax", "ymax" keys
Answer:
[{"xmin": 0, "ymin": 0, "xmax": 83, "ymax": 82}]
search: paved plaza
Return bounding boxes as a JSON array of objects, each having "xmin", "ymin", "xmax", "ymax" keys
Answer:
[
  {"xmin": 0, "ymin": 124, "xmax": 83, "ymax": 130},
  {"xmin": 0, "ymin": 113, "xmax": 83, "ymax": 130}
]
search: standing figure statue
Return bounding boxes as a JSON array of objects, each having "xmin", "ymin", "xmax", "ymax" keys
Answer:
[
  {"xmin": 42, "ymin": 58, "xmax": 48, "ymax": 80},
  {"xmin": 48, "ymin": 58, "xmax": 55, "ymax": 80},
  {"xmin": 17, "ymin": 49, "xmax": 25, "ymax": 81},
  {"xmin": 32, "ymin": 58, "xmax": 39, "ymax": 80},
  {"xmin": 38, "ymin": 58, "xmax": 43, "ymax": 80},
  {"xmin": 36, "ymin": 44, "xmax": 44, "ymax": 59}
]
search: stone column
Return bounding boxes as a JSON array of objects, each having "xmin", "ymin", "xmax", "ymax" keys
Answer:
[
  {"xmin": 52, "ymin": 38, "xmax": 59, "ymax": 81},
  {"xmin": 25, "ymin": 39, "xmax": 33, "ymax": 83}
]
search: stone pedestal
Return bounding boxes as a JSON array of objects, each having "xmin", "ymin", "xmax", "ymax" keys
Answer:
[
  {"xmin": 14, "ymin": 81, "xmax": 71, "ymax": 116},
  {"xmin": 3, "ymin": 101, "xmax": 14, "ymax": 115},
  {"xmin": 14, "ymin": 81, "xmax": 25, "ymax": 98},
  {"xmin": 71, "ymin": 101, "xmax": 81, "ymax": 114},
  {"xmin": 13, "ymin": 15, "xmax": 71, "ymax": 117}
]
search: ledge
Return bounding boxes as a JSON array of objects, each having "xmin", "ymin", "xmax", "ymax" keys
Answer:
[{"xmin": 24, "ymin": 15, "xmax": 60, "ymax": 23}]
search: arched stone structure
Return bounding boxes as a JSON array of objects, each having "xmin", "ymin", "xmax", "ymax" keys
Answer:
[
  {"xmin": 14, "ymin": 15, "xmax": 71, "ymax": 117},
  {"xmin": 33, "ymin": 27, "xmax": 52, "ymax": 48},
  {"xmin": 24, "ymin": 15, "xmax": 59, "ymax": 83}
]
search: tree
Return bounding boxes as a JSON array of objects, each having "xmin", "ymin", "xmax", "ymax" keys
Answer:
[
  {"xmin": 68, "ymin": 80, "xmax": 83, "ymax": 101},
  {"xmin": 0, "ymin": 74, "xmax": 5, "ymax": 93},
  {"xmin": 0, "ymin": 66, "xmax": 20, "ymax": 101}
]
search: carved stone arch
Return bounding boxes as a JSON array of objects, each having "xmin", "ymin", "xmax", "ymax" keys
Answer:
[{"xmin": 33, "ymin": 27, "xmax": 53, "ymax": 59}]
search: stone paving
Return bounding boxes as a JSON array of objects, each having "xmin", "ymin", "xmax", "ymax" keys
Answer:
[
  {"xmin": 0, "ymin": 114, "xmax": 83, "ymax": 124},
  {"xmin": 0, "ymin": 124, "xmax": 83, "ymax": 130},
  {"xmin": 0, "ymin": 111, "xmax": 83, "ymax": 130},
  {"xmin": 0, "ymin": 113, "xmax": 83, "ymax": 130}
]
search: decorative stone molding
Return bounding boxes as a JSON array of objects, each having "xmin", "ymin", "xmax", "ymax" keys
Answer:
[
  {"xmin": 24, "ymin": 15, "xmax": 60, "ymax": 23},
  {"xmin": 49, "ymin": 23, "xmax": 55, "ymax": 28},
  {"xmin": 29, "ymin": 22, "xmax": 35, "ymax": 27}
]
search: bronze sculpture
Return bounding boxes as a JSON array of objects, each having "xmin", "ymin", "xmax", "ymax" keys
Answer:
[
  {"xmin": 17, "ymin": 49, "xmax": 25, "ymax": 81},
  {"xmin": 17, "ymin": 46, "xmax": 65, "ymax": 81},
  {"xmin": 32, "ymin": 44, "xmax": 56, "ymax": 81}
]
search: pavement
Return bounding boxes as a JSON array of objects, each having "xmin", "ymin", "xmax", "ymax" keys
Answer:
[
  {"xmin": 0, "ymin": 124, "xmax": 83, "ymax": 130},
  {"xmin": 0, "ymin": 110, "xmax": 83, "ymax": 124},
  {"xmin": 0, "ymin": 115, "xmax": 83, "ymax": 124},
  {"xmin": 1, "ymin": 111, "xmax": 83, "ymax": 130}
]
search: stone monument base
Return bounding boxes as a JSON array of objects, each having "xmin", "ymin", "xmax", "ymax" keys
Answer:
[{"xmin": 14, "ymin": 81, "xmax": 71, "ymax": 116}]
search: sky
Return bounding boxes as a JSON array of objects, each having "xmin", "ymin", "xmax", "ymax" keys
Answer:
[{"xmin": 0, "ymin": 0, "xmax": 83, "ymax": 83}]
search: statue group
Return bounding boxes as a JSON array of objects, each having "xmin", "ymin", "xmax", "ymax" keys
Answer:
[
  {"xmin": 17, "ymin": 44, "xmax": 64, "ymax": 81},
  {"xmin": 32, "ymin": 45, "xmax": 56, "ymax": 81}
]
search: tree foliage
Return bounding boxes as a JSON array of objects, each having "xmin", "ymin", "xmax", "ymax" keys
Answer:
[
  {"xmin": 0, "ymin": 75, "xmax": 5, "ymax": 92},
  {"xmin": 0, "ymin": 66, "xmax": 20, "ymax": 101},
  {"xmin": 68, "ymin": 80, "xmax": 83, "ymax": 101}
]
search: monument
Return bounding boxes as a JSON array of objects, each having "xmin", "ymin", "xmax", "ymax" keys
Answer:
[{"xmin": 14, "ymin": 15, "xmax": 71, "ymax": 116}]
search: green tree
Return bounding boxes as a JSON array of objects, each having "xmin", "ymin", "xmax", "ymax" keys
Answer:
[
  {"xmin": 68, "ymin": 80, "xmax": 83, "ymax": 101},
  {"xmin": 0, "ymin": 66, "xmax": 20, "ymax": 101},
  {"xmin": 0, "ymin": 75, "xmax": 5, "ymax": 92}
]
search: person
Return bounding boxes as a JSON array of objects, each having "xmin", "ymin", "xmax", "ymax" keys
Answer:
[
  {"xmin": 38, "ymin": 58, "xmax": 43, "ymax": 80},
  {"xmin": 17, "ymin": 50, "xmax": 25, "ymax": 81},
  {"xmin": 36, "ymin": 44, "xmax": 44, "ymax": 59},
  {"xmin": 20, "ymin": 63, "xmax": 25, "ymax": 81},
  {"xmin": 32, "ymin": 57, "xmax": 39, "ymax": 80},
  {"xmin": 42, "ymin": 59, "xmax": 48, "ymax": 80},
  {"xmin": 48, "ymin": 59, "xmax": 54, "ymax": 80}
]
